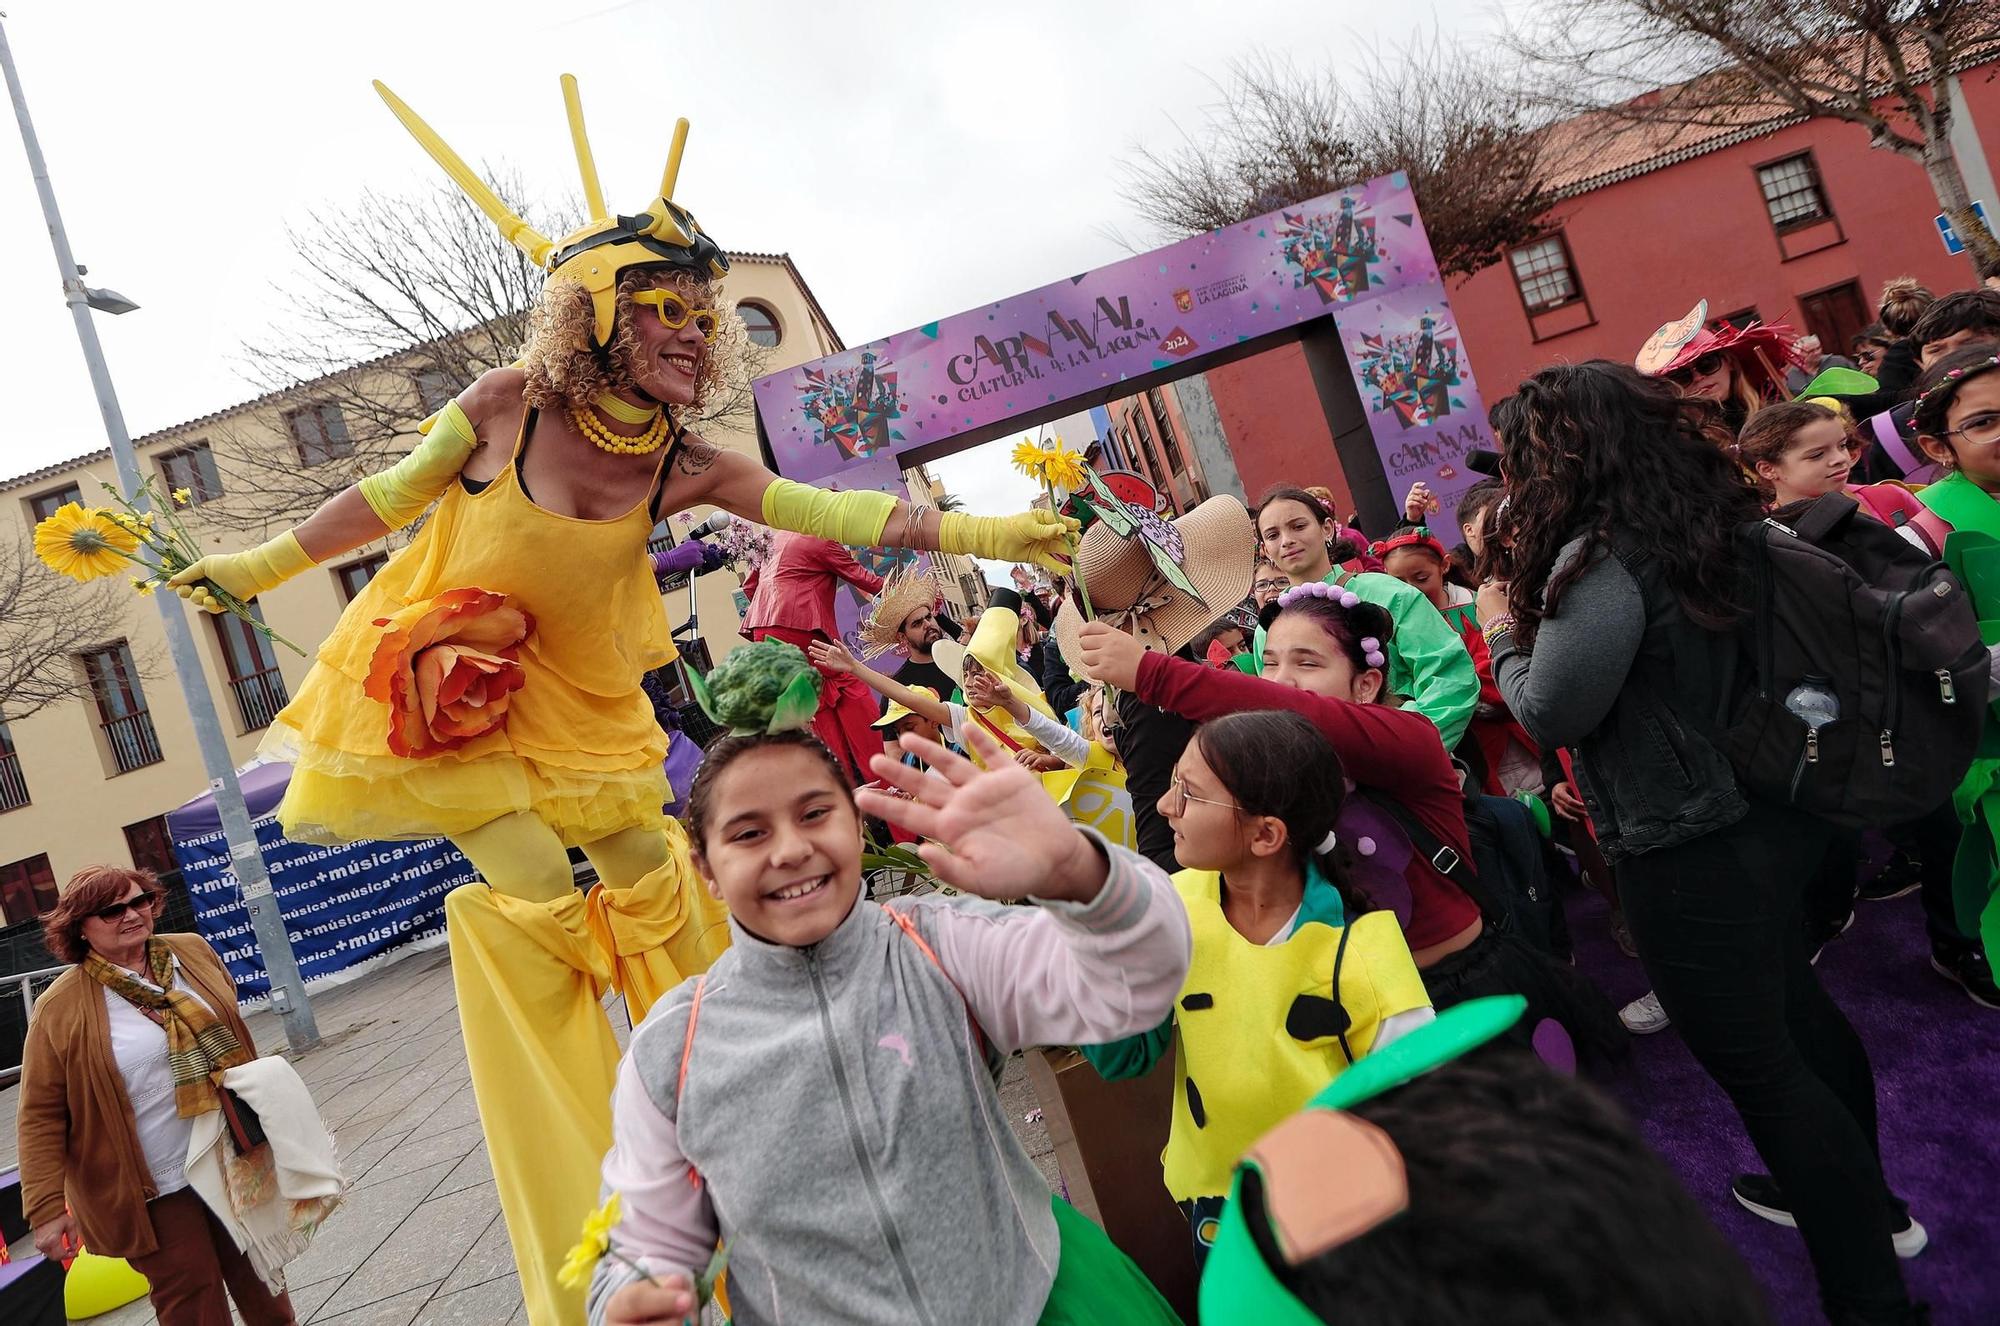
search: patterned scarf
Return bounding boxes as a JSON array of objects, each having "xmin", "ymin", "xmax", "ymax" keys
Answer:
[{"xmin": 84, "ymin": 937, "xmax": 252, "ymax": 1118}]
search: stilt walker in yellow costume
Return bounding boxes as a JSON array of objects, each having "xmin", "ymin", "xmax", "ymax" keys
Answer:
[{"xmin": 167, "ymin": 77, "xmax": 1077, "ymax": 1325}]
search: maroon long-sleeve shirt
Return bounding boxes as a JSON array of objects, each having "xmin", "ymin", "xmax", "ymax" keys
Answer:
[{"xmin": 1135, "ymin": 650, "xmax": 1480, "ymax": 949}]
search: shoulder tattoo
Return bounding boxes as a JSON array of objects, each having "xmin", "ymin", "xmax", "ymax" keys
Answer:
[{"xmin": 675, "ymin": 438, "xmax": 721, "ymax": 477}]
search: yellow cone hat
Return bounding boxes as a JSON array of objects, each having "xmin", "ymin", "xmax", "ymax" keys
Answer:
[{"xmin": 373, "ymin": 75, "xmax": 729, "ymax": 346}]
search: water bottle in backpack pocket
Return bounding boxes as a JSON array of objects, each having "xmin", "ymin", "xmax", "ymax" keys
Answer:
[{"xmin": 1717, "ymin": 493, "xmax": 1990, "ymax": 828}]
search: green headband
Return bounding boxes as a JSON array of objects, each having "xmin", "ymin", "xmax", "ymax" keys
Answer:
[{"xmin": 1199, "ymin": 995, "xmax": 1527, "ymax": 1325}]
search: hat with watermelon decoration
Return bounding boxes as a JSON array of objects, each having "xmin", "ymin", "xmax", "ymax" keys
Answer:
[
  {"xmin": 1634, "ymin": 298, "xmax": 1802, "ymax": 400},
  {"xmin": 1054, "ymin": 468, "xmax": 1254, "ymax": 668}
]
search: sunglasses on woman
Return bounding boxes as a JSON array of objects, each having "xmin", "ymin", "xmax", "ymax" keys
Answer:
[
  {"xmin": 92, "ymin": 893, "xmax": 156, "ymax": 922},
  {"xmin": 1664, "ymin": 350, "xmax": 1727, "ymax": 385},
  {"xmin": 630, "ymin": 289, "xmax": 721, "ymax": 342}
]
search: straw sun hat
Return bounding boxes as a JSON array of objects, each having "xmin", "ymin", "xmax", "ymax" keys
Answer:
[
  {"xmin": 856, "ymin": 563, "xmax": 946, "ymax": 658},
  {"xmin": 1054, "ymin": 494, "xmax": 1255, "ymax": 673}
]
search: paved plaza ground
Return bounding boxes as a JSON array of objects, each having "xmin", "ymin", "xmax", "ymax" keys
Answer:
[{"xmin": 0, "ymin": 943, "xmax": 1063, "ymax": 1324}]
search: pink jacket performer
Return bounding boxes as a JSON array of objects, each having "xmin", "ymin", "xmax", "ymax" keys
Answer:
[{"xmin": 741, "ymin": 531, "xmax": 887, "ymax": 782}]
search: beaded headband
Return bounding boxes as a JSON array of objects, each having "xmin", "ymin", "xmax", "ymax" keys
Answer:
[
  {"xmin": 1914, "ymin": 354, "xmax": 2000, "ymax": 417},
  {"xmin": 1275, "ymin": 581, "xmax": 1361, "ymax": 610},
  {"xmin": 1272, "ymin": 583, "xmax": 1387, "ymax": 669}
]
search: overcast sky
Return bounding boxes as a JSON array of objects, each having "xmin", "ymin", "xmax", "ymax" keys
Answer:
[{"xmin": 0, "ymin": 0, "xmax": 1493, "ymax": 542}]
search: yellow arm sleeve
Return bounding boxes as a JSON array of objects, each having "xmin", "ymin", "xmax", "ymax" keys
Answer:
[
  {"xmin": 759, "ymin": 477, "xmax": 898, "ymax": 547},
  {"xmin": 164, "ymin": 530, "xmax": 319, "ymax": 612},
  {"xmin": 357, "ymin": 399, "xmax": 480, "ymax": 530}
]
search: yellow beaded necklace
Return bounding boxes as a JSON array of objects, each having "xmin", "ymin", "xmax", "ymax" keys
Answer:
[{"xmin": 567, "ymin": 399, "xmax": 670, "ymax": 456}]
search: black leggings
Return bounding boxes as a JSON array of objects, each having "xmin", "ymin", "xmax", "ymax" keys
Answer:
[{"xmin": 1618, "ymin": 802, "xmax": 1915, "ymax": 1325}]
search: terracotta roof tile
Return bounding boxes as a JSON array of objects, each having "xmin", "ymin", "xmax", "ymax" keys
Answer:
[{"xmin": 1536, "ymin": 31, "xmax": 2000, "ymax": 198}]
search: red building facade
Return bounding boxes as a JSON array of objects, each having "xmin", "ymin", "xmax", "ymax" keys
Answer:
[
  {"xmin": 1104, "ymin": 386, "xmax": 1212, "ymax": 515},
  {"xmin": 1450, "ymin": 64, "xmax": 2000, "ymax": 397},
  {"xmin": 1199, "ymin": 63, "xmax": 2000, "ymax": 521}
]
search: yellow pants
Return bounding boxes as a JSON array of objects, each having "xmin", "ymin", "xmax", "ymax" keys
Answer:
[{"xmin": 446, "ymin": 815, "xmax": 732, "ymax": 1326}]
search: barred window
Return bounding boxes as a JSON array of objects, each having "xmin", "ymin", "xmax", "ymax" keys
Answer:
[
  {"xmin": 285, "ymin": 402, "xmax": 353, "ymax": 466},
  {"xmin": 28, "ymin": 483, "xmax": 84, "ymax": 522},
  {"xmin": 1757, "ymin": 155, "xmax": 1830, "ymax": 229},
  {"xmin": 335, "ymin": 552, "xmax": 390, "ymax": 603},
  {"xmin": 158, "ymin": 442, "xmax": 223, "ymax": 504},
  {"xmin": 1509, "ymin": 236, "xmax": 1579, "ymax": 312},
  {"xmin": 414, "ymin": 369, "xmax": 457, "ymax": 415}
]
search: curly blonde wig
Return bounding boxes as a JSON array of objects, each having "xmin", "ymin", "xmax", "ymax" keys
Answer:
[{"xmin": 519, "ymin": 266, "xmax": 753, "ymax": 416}]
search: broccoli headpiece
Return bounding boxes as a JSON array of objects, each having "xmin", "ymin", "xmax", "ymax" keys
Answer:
[{"xmin": 686, "ymin": 639, "xmax": 823, "ymax": 736}]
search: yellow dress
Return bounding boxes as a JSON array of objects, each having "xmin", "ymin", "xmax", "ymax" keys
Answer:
[{"xmin": 261, "ymin": 414, "xmax": 678, "ymax": 845}]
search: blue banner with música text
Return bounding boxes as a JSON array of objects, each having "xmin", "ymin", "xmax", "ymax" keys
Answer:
[{"xmin": 165, "ymin": 763, "xmax": 477, "ymax": 999}]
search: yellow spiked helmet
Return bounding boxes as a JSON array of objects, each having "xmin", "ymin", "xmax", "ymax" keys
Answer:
[{"xmin": 373, "ymin": 75, "xmax": 730, "ymax": 347}]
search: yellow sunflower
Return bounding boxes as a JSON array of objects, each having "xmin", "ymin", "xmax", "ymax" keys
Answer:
[
  {"xmin": 556, "ymin": 1192, "xmax": 622, "ymax": 1289},
  {"xmin": 33, "ymin": 503, "xmax": 140, "ymax": 582},
  {"xmin": 1009, "ymin": 439, "xmax": 1047, "ymax": 479},
  {"xmin": 1041, "ymin": 448, "xmax": 1092, "ymax": 493},
  {"xmin": 1010, "ymin": 438, "xmax": 1093, "ymax": 493}
]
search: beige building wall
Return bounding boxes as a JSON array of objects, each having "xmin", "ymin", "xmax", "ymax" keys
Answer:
[{"xmin": 0, "ymin": 254, "xmax": 843, "ymax": 891}]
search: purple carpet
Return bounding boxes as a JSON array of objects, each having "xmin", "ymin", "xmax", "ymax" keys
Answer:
[{"xmin": 1569, "ymin": 879, "xmax": 2000, "ymax": 1324}]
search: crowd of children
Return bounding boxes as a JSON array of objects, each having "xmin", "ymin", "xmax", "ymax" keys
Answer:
[{"xmin": 573, "ymin": 276, "xmax": 2000, "ymax": 1326}]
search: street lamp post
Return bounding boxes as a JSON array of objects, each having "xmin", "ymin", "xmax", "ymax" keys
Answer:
[{"xmin": 0, "ymin": 17, "xmax": 318, "ymax": 1050}]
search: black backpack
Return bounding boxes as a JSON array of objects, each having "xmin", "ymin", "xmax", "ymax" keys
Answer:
[
  {"xmin": 1367, "ymin": 790, "xmax": 1567, "ymax": 959},
  {"xmin": 1716, "ymin": 493, "xmax": 1989, "ymax": 829}
]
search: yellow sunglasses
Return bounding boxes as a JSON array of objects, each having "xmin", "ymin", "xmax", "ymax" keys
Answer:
[{"xmin": 630, "ymin": 289, "xmax": 721, "ymax": 342}]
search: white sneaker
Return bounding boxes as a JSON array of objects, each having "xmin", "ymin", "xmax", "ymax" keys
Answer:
[
  {"xmin": 1894, "ymin": 1216, "xmax": 1930, "ymax": 1259},
  {"xmin": 1732, "ymin": 1174, "xmax": 1928, "ymax": 1259},
  {"xmin": 1620, "ymin": 990, "xmax": 1671, "ymax": 1034}
]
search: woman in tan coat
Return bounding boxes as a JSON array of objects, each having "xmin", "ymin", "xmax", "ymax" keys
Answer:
[{"xmin": 15, "ymin": 865, "xmax": 295, "ymax": 1326}]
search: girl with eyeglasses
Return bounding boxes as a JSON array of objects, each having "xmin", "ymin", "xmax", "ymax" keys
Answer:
[
  {"xmin": 1079, "ymin": 709, "xmax": 1433, "ymax": 1267},
  {"xmin": 1909, "ymin": 342, "xmax": 2000, "ymax": 1010}
]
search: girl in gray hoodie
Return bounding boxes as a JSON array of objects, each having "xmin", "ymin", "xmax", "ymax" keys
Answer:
[{"xmin": 589, "ymin": 722, "xmax": 1192, "ymax": 1326}]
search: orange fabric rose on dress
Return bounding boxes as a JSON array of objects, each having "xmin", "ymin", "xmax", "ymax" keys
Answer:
[{"xmin": 364, "ymin": 588, "xmax": 535, "ymax": 758}]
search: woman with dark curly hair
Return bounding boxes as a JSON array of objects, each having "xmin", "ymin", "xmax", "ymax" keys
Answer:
[{"xmin": 1476, "ymin": 361, "xmax": 1922, "ymax": 1325}]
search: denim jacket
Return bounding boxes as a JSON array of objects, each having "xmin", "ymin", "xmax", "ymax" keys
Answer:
[{"xmin": 1492, "ymin": 535, "xmax": 1746, "ymax": 862}]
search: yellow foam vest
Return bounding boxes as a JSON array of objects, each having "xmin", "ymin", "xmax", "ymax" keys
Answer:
[{"xmin": 1160, "ymin": 871, "xmax": 1430, "ymax": 1202}]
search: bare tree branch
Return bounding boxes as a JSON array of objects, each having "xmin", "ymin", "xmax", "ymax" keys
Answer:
[
  {"xmin": 1118, "ymin": 40, "xmax": 1555, "ymax": 280},
  {"xmin": 0, "ymin": 535, "xmax": 150, "ymax": 722},
  {"xmin": 1506, "ymin": 1, "xmax": 2000, "ymax": 275},
  {"xmin": 210, "ymin": 169, "xmax": 770, "ymax": 531}
]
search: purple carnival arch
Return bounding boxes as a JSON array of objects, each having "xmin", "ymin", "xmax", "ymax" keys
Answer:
[{"xmin": 753, "ymin": 171, "xmax": 1501, "ymax": 542}]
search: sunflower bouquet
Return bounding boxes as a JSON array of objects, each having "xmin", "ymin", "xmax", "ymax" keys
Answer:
[
  {"xmin": 1009, "ymin": 436, "xmax": 1094, "ymax": 619},
  {"xmin": 32, "ymin": 478, "xmax": 303, "ymax": 655}
]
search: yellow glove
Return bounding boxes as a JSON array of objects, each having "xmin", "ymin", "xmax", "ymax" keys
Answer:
[
  {"xmin": 940, "ymin": 510, "xmax": 1080, "ymax": 573},
  {"xmin": 357, "ymin": 399, "xmax": 480, "ymax": 530},
  {"xmin": 760, "ymin": 477, "xmax": 897, "ymax": 547},
  {"xmin": 166, "ymin": 531, "xmax": 319, "ymax": 613}
]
